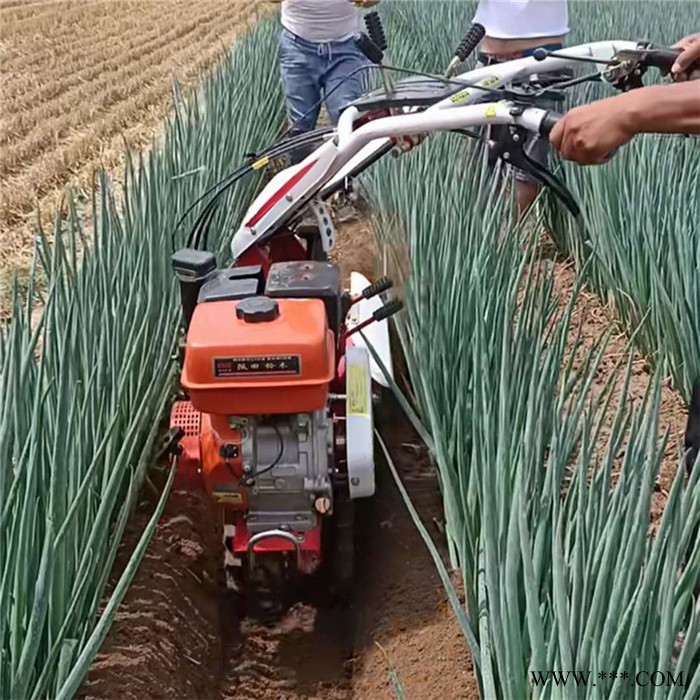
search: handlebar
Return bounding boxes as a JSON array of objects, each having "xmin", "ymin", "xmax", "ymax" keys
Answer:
[
  {"xmin": 539, "ymin": 110, "xmax": 563, "ymax": 137},
  {"xmin": 335, "ymin": 102, "xmax": 550, "ymax": 154},
  {"xmin": 229, "ymin": 39, "xmax": 682, "ymax": 256},
  {"xmin": 230, "ymin": 100, "xmax": 577, "ymax": 259}
]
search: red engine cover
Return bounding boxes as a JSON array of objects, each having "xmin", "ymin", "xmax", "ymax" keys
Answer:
[
  {"xmin": 170, "ymin": 401, "xmax": 246, "ymax": 505},
  {"xmin": 170, "ymin": 402, "xmax": 326, "ymax": 562}
]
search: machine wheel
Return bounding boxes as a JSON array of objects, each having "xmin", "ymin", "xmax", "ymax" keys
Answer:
[{"xmin": 328, "ymin": 488, "xmax": 355, "ymax": 603}]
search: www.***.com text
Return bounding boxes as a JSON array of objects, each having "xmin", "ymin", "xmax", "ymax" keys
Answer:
[{"xmin": 531, "ymin": 671, "xmax": 684, "ymax": 688}]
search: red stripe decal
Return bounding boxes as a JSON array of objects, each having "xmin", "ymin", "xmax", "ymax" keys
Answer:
[{"xmin": 245, "ymin": 159, "xmax": 318, "ymax": 228}]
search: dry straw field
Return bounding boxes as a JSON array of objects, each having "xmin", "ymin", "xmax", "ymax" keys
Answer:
[{"xmin": 0, "ymin": 0, "xmax": 269, "ymax": 307}]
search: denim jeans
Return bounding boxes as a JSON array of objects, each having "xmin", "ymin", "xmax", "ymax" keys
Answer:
[{"xmin": 279, "ymin": 27, "xmax": 370, "ymax": 134}]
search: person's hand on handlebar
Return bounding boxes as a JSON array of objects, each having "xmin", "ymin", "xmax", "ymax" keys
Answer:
[
  {"xmin": 549, "ymin": 82, "xmax": 700, "ymax": 165},
  {"xmin": 671, "ymin": 32, "xmax": 700, "ymax": 80},
  {"xmin": 548, "ymin": 98, "xmax": 635, "ymax": 165}
]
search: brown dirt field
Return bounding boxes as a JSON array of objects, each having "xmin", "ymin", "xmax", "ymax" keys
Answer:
[
  {"xmin": 0, "ymin": 0, "xmax": 273, "ymax": 305},
  {"xmin": 81, "ymin": 413, "xmax": 478, "ymax": 700}
]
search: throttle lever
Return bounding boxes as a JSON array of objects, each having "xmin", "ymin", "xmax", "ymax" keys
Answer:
[
  {"xmin": 617, "ymin": 45, "xmax": 682, "ymax": 74},
  {"xmin": 644, "ymin": 47, "xmax": 682, "ymax": 74}
]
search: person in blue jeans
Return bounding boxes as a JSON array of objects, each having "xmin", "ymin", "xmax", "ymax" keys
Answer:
[{"xmin": 271, "ymin": 0, "xmax": 379, "ymax": 163}]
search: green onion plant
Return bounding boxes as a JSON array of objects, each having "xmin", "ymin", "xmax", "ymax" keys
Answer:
[
  {"xmin": 362, "ymin": 3, "xmax": 700, "ymax": 697},
  {"xmin": 0, "ymin": 18, "xmax": 283, "ymax": 698}
]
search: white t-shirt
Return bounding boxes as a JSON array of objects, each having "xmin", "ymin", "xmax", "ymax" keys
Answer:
[
  {"xmin": 473, "ymin": 0, "xmax": 569, "ymax": 40},
  {"xmin": 281, "ymin": 0, "xmax": 361, "ymax": 43}
]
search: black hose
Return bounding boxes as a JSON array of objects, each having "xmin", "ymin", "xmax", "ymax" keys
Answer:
[{"xmin": 184, "ymin": 128, "xmax": 336, "ymax": 250}]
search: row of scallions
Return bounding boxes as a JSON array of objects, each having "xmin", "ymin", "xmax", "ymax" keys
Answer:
[
  {"xmin": 367, "ymin": 130, "xmax": 700, "ymax": 699},
  {"xmin": 0, "ymin": 18, "xmax": 283, "ymax": 698},
  {"xmin": 360, "ymin": 2, "xmax": 700, "ymax": 696},
  {"xmin": 540, "ymin": 0, "xmax": 700, "ymax": 398}
]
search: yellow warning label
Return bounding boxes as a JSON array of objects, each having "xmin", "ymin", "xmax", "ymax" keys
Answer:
[
  {"xmin": 449, "ymin": 89, "xmax": 471, "ymax": 104},
  {"xmin": 251, "ymin": 156, "xmax": 270, "ymax": 171},
  {"xmin": 347, "ymin": 363, "xmax": 369, "ymax": 417},
  {"xmin": 479, "ymin": 75, "xmax": 499, "ymax": 88},
  {"xmin": 485, "ymin": 104, "xmax": 497, "ymax": 118},
  {"xmin": 213, "ymin": 491, "xmax": 243, "ymax": 505},
  {"xmin": 450, "ymin": 76, "xmax": 498, "ymax": 105}
]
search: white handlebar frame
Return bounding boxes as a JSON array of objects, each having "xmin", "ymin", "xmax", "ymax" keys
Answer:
[{"xmin": 230, "ymin": 40, "xmax": 637, "ymax": 261}]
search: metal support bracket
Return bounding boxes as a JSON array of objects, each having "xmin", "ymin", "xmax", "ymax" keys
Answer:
[{"xmin": 309, "ymin": 197, "xmax": 336, "ymax": 253}]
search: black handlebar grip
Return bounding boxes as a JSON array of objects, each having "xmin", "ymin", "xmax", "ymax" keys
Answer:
[
  {"xmin": 539, "ymin": 110, "xmax": 563, "ymax": 138},
  {"xmin": 355, "ymin": 33, "xmax": 384, "ymax": 65},
  {"xmin": 364, "ymin": 12, "xmax": 387, "ymax": 52},
  {"xmin": 362, "ymin": 276, "xmax": 393, "ymax": 299},
  {"xmin": 455, "ymin": 23, "xmax": 486, "ymax": 62},
  {"xmin": 373, "ymin": 299, "xmax": 403, "ymax": 322}
]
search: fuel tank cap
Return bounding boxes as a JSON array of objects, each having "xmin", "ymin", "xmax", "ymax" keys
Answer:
[{"xmin": 236, "ymin": 296, "xmax": 280, "ymax": 323}]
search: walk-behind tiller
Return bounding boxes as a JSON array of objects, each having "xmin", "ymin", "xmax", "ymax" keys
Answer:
[
  {"xmin": 165, "ymin": 12, "xmax": 685, "ymax": 596},
  {"xmin": 169, "ymin": 252, "xmax": 397, "ymax": 594}
]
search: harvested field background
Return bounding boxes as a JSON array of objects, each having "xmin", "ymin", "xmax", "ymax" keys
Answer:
[{"xmin": 0, "ymin": 0, "xmax": 270, "ymax": 305}]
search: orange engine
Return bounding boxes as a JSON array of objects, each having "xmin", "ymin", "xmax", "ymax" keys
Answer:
[
  {"xmin": 171, "ymin": 288, "xmax": 340, "ymax": 573},
  {"xmin": 169, "ymin": 252, "xmax": 395, "ymax": 591},
  {"xmin": 182, "ymin": 296, "xmax": 334, "ymax": 415}
]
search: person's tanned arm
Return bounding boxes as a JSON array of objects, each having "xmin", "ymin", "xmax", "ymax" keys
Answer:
[{"xmin": 550, "ymin": 81, "xmax": 700, "ymax": 165}]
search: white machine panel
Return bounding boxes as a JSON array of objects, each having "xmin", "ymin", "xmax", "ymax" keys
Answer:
[
  {"xmin": 348, "ymin": 272, "xmax": 394, "ymax": 388},
  {"xmin": 345, "ymin": 345, "xmax": 375, "ymax": 498}
]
